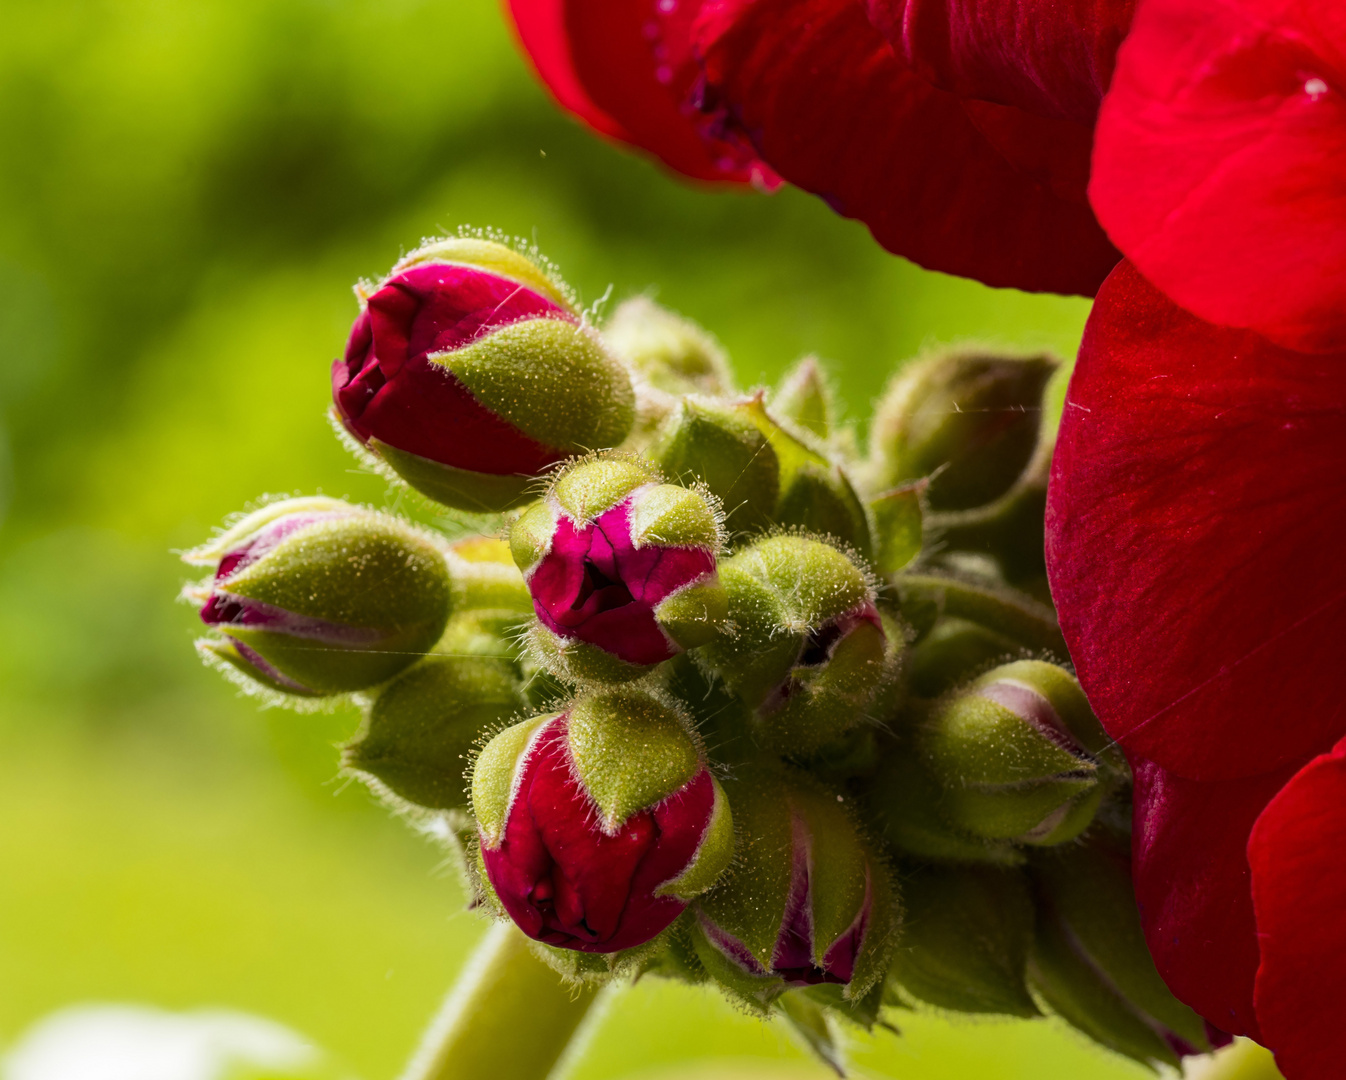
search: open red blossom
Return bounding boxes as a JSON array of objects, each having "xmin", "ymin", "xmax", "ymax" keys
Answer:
[
  {"xmin": 1090, "ymin": 0, "xmax": 1346, "ymax": 352},
  {"xmin": 692, "ymin": 0, "xmax": 1120, "ymax": 294},
  {"xmin": 507, "ymin": 0, "xmax": 1120, "ymax": 295},
  {"xmin": 1046, "ymin": 259, "xmax": 1346, "ymax": 1078}
]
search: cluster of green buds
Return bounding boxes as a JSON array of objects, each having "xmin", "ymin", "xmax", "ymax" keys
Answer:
[{"xmin": 182, "ymin": 233, "xmax": 1217, "ymax": 1072}]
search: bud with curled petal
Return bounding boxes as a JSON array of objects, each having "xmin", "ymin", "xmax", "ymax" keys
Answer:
[
  {"xmin": 698, "ymin": 535, "xmax": 899, "ymax": 759},
  {"xmin": 1028, "ymin": 832, "xmax": 1219, "ymax": 1070},
  {"xmin": 332, "ymin": 237, "xmax": 634, "ymax": 512},
  {"xmin": 917, "ymin": 661, "xmax": 1120, "ymax": 846},
  {"xmin": 510, "ymin": 456, "xmax": 728, "ymax": 684},
  {"xmin": 183, "ymin": 498, "xmax": 450, "ymax": 697},
  {"xmin": 690, "ymin": 764, "xmax": 897, "ymax": 1009},
  {"xmin": 472, "ymin": 688, "xmax": 734, "ymax": 953}
]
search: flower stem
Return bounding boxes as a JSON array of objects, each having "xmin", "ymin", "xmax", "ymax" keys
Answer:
[
  {"xmin": 399, "ymin": 923, "xmax": 599, "ymax": 1080},
  {"xmin": 1189, "ymin": 1040, "xmax": 1285, "ymax": 1080}
]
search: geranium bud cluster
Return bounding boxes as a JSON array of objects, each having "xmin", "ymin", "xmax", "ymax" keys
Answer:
[{"xmin": 182, "ymin": 234, "xmax": 1208, "ymax": 1071}]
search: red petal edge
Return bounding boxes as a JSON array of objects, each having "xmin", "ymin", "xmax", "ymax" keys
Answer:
[
  {"xmin": 1131, "ymin": 755, "xmax": 1300, "ymax": 1040},
  {"xmin": 1090, "ymin": 0, "xmax": 1346, "ymax": 352},
  {"xmin": 1249, "ymin": 737, "xmax": 1346, "ymax": 1079},
  {"xmin": 694, "ymin": 0, "xmax": 1119, "ymax": 295},
  {"xmin": 1046, "ymin": 260, "xmax": 1346, "ymax": 780}
]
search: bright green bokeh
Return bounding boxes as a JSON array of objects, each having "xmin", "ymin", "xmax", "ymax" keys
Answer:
[{"xmin": 0, "ymin": 1, "xmax": 1132, "ymax": 1078}]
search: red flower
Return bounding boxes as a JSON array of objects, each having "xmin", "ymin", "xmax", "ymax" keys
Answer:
[
  {"xmin": 1045, "ymin": 260, "xmax": 1346, "ymax": 1078},
  {"xmin": 1089, "ymin": 0, "xmax": 1346, "ymax": 353},
  {"xmin": 506, "ymin": 0, "xmax": 1124, "ymax": 295}
]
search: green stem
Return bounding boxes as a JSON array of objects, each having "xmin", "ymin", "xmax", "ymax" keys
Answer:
[
  {"xmin": 399, "ymin": 924, "xmax": 599, "ymax": 1080},
  {"xmin": 1191, "ymin": 1040, "xmax": 1285, "ymax": 1080}
]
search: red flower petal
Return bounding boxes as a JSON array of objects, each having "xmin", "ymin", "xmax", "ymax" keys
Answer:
[
  {"xmin": 1090, "ymin": 0, "xmax": 1346, "ymax": 352},
  {"xmin": 506, "ymin": 0, "xmax": 774, "ymax": 184},
  {"xmin": 693, "ymin": 0, "xmax": 1120, "ymax": 295},
  {"xmin": 864, "ymin": 0, "xmax": 1136, "ymax": 123},
  {"xmin": 1131, "ymin": 756, "xmax": 1300, "ymax": 1040},
  {"xmin": 1046, "ymin": 261, "xmax": 1346, "ymax": 780},
  {"xmin": 1249, "ymin": 738, "xmax": 1346, "ymax": 1079}
]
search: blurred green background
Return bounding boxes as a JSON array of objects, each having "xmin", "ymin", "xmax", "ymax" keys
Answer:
[{"xmin": 0, "ymin": 1, "xmax": 1136, "ymax": 1077}]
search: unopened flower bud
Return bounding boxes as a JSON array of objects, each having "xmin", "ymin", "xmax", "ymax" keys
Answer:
[
  {"xmin": 343, "ymin": 651, "xmax": 526, "ymax": 813},
  {"xmin": 868, "ymin": 352, "xmax": 1057, "ymax": 511},
  {"xmin": 888, "ymin": 865, "xmax": 1037, "ymax": 1017},
  {"xmin": 472, "ymin": 688, "xmax": 734, "ymax": 953},
  {"xmin": 332, "ymin": 237, "xmax": 634, "ymax": 512},
  {"xmin": 184, "ymin": 498, "xmax": 450, "ymax": 696},
  {"xmin": 1028, "ymin": 832, "xmax": 1216, "ymax": 1069},
  {"xmin": 690, "ymin": 765, "xmax": 896, "ymax": 1008},
  {"xmin": 511, "ymin": 456, "xmax": 728, "ymax": 683},
  {"xmin": 446, "ymin": 536, "xmax": 532, "ymax": 637},
  {"xmin": 770, "ymin": 356, "xmax": 836, "ymax": 442},
  {"xmin": 863, "ymin": 738, "xmax": 1024, "ymax": 866},
  {"xmin": 699, "ymin": 536, "xmax": 898, "ymax": 759},
  {"xmin": 654, "ymin": 396, "xmax": 779, "ymax": 535},
  {"xmin": 918, "ymin": 661, "xmax": 1115, "ymax": 845},
  {"xmin": 604, "ymin": 297, "xmax": 734, "ymax": 398}
]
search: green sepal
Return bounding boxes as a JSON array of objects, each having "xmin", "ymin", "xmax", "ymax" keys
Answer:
[
  {"xmin": 374, "ymin": 439, "xmax": 539, "ymax": 512},
  {"xmin": 775, "ymin": 991, "xmax": 845, "ymax": 1076},
  {"xmin": 524, "ymin": 620, "xmax": 655, "ymax": 685},
  {"xmin": 182, "ymin": 496, "xmax": 351, "ymax": 567},
  {"xmin": 566, "ymin": 688, "xmax": 702, "ymax": 832},
  {"xmin": 696, "ymin": 765, "xmax": 797, "ymax": 978},
  {"xmin": 471, "ymin": 713, "xmax": 558, "ymax": 847},
  {"xmin": 887, "ymin": 865, "xmax": 1038, "ymax": 1017},
  {"xmin": 654, "ymin": 396, "xmax": 779, "ymax": 536},
  {"xmin": 1029, "ymin": 910, "xmax": 1184, "ymax": 1070},
  {"xmin": 195, "ymin": 635, "xmax": 329, "ymax": 699},
  {"xmin": 1029, "ymin": 834, "xmax": 1211, "ymax": 1056},
  {"xmin": 654, "ymin": 580, "xmax": 730, "ymax": 651},
  {"xmin": 604, "ymin": 297, "xmax": 734, "ymax": 398},
  {"xmin": 509, "ymin": 500, "xmax": 558, "ymax": 575},
  {"xmin": 343, "ymin": 652, "xmax": 526, "ymax": 813},
  {"xmin": 434, "ymin": 317, "xmax": 634, "ymax": 456},
  {"xmin": 870, "ymin": 483, "xmax": 925, "ymax": 576},
  {"xmin": 771, "ymin": 356, "xmax": 836, "ymax": 442},
  {"xmin": 739, "ymin": 395, "xmax": 871, "ymax": 557},
  {"xmin": 551, "ymin": 455, "xmax": 661, "ymax": 525},
  {"xmin": 393, "ymin": 236, "xmax": 574, "ymax": 310},
  {"xmin": 862, "ymin": 742, "xmax": 1026, "ymax": 866},
  {"xmin": 867, "ymin": 351, "xmax": 1058, "ymax": 511},
  {"xmin": 629, "ymin": 482, "xmax": 723, "ymax": 550},
  {"xmin": 658, "ymin": 776, "xmax": 735, "ymax": 900}
]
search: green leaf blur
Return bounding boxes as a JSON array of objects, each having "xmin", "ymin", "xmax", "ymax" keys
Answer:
[{"xmin": 0, "ymin": 1, "xmax": 1136, "ymax": 1077}]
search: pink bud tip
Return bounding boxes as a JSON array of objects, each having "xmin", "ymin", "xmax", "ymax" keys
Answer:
[
  {"xmin": 332, "ymin": 262, "xmax": 570, "ymax": 474},
  {"xmin": 528, "ymin": 499, "xmax": 716, "ymax": 666},
  {"xmin": 480, "ymin": 715, "xmax": 718, "ymax": 953}
]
